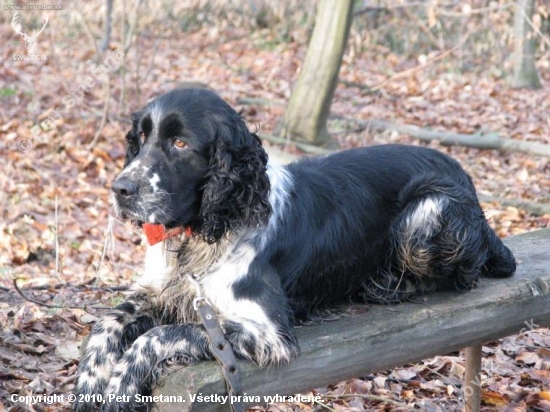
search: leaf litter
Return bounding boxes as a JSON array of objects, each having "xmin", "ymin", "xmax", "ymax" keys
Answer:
[{"xmin": 1, "ymin": 2, "xmax": 549, "ymax": 411}]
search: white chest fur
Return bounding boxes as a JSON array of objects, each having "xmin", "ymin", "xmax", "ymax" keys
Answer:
[{"xmin": 134, "ymin": 241, "xmax": 175, "ymax": 292}]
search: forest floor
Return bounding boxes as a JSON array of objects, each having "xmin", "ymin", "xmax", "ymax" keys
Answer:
[{"xmin": 1, "ymin": 4, "xmax": 549, "ymax": 411}]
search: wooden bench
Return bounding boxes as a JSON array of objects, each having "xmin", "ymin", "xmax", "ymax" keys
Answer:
[{"xmin": 154, "ymin": 228, "xmax": 550, "ymax": 412}]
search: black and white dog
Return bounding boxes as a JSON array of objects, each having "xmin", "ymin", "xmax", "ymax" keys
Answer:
[{"xmin": 74, "ymin": 88, "xmax": 515, "ymax": 411}]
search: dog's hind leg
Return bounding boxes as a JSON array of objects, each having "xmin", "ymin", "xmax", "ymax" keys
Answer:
[
  {"xmin": 389, "ymin": 173, "xmax": 509, "ymax": 294},
  {"xmin": 481, "ymin": 225, "xmax": 516, "ymax": 278}
]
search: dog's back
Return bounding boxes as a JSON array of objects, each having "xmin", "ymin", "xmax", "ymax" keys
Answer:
[{"xmin": 259, "ymin": 145, "xmax": 515, "ymax": 316}]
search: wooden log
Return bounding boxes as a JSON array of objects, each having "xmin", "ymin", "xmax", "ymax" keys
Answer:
[
  {"xmin": 154, "ymin": 229, "xmax": 550, "ymax": 411},
  {"xmin": 366, "ymin": 120, "xmax": 550, "ymax": 158},
  {"xmin": 234, "ymin": 94, "xmax": 550, "ymax": 158},
  {"xmin": 477, "ymin": 195, "xmax": 550, "ymax": 217}
]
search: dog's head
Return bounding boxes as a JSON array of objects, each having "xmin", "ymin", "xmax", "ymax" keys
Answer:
[{"xmin": 112, "ymin": 88, "xmax": 271, "ymax": 243}]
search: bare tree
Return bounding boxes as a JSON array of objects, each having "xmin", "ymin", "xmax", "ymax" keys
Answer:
[
  {"xmin": 100, "ymin": 0, "xmax": 114, "ymax": 52},
  {"xmin": 277, "ymin": 0, "xmax": 354, "ymax": 145},
  {"xmin": 511, "ymin": 0, "xmax": 542, "ymax": 89}
]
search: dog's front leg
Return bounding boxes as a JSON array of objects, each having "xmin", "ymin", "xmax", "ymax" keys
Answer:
[
  {"xmin": 73, "ymin": 294, "xmax": 158, "ymax": 412},
  {"xmin": 100, "ymin": 301, "xmax": 299, "ymax": 411},
  {"xmin": 100, "ymin": 322, "xmax": 298, "ymax": 411},
  {"xmin": 100, "ymin": 324, "xmax": 212, "ymax": 412}
]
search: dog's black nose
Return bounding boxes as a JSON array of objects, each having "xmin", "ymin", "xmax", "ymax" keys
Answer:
[{"xmin": 112, "ymin": 178, "xmax": 138, "ymax": 197}]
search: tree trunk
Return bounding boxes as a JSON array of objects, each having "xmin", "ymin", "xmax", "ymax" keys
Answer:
[
  {"xmin": 100, "ymin": 0, "xmax": 114, "ymax": 52},
  {"xmin": 277, "ymin": 0, "xmax": 354, "ymax": 145},
  {"xmin": 511, "ymin": 0, "xmax": 542, "ymax": 89}
]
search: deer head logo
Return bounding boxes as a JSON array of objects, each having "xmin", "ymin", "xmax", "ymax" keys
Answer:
[{"xmin": 11, "ymin": 12, "xmax": 48, "ymax": 54}]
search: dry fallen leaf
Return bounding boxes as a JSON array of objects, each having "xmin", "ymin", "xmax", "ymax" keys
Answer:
[
  {"xmin": 516, "ymin": 351, "xmax": 540, "ymax": 366},
  {"xmin": 55, "ymin": 341, "xmax": 81, "ymax": 362},
  {"xmin": 481, "ymin": 391, "xmax": 508, "ymax": 406}
]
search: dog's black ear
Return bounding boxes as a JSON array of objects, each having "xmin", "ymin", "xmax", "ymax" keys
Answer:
[
  {"xmin": 200, "ymin": 120, "xmax": 271, "ymax": 244},
  {"xmin": 123, "ymin": 111, "xmax": 144, "ymax": 167}
]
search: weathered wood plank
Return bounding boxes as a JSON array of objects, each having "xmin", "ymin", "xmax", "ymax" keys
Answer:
[{"xmin": 154, "ymin": 229, "xmax": 550, "ymax": 411}]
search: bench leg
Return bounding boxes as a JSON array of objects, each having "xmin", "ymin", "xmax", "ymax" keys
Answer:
[{"xmin": 462, "ymin": 345, "xmax": 482, "ymax": 412}]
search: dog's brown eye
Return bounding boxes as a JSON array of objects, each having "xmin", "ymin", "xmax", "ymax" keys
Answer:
[{"xmin": 174, "ymin": 139, "xmax": 187, "ymax": 149}]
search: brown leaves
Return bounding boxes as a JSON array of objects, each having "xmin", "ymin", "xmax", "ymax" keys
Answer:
[
  {"xmin": 1, "ymin": 3, "xmax": 549, "ymax": 411},
  {"xmin": 481, "ymin": 391, "xmax": 508, "ymax": 407},
  {"xmin": 0, "ymin": 305, "xmax": 75, "ymax": 408},
  {"xmin": 524, "ymin": 392, "xmax": 550, "ymax": 412},
  {"xmin": 0, "ymin": 291, "xmax": 124, "ymax": 410}
]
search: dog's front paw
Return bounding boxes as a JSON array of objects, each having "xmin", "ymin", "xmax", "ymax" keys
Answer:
[
  {"xmin": 73, "ymin": 355, "xmax": 113, "ymax": 411},
  {"xmin": 100, "ymin": 341, "xmax": 155, "ymax": 412},
  {"xmin": 72, "ymin": 380, "xmax": 107, "ymax": 412}
]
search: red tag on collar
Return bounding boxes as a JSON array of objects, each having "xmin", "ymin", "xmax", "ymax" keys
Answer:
[{"xmin": 142, "ymin": 223, "xmax": 191, "ymax": 246}]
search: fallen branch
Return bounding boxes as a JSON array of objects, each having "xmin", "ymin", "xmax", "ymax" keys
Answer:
[
  {"xmin": 360, "ymin": 119, "xmax": 550, "ymax": 158},
  {"xmin": 321, "ymin": 393, "xmax": 410, "ymax": 408},
  {"xmin": 478, "ymin": 195, "xmax": 550, "ymax": 216},
  {"xmin": 13, "ymin": 277, "xmax": 65, "ymax": 309},
  {"xmin": 262, "ymin": 134, "xmax": 334, "ymax": 156},
  {"xmin": 236, "ymin": 96, "xmax": 276, "ymax": 106},
  {"xmin": 238, "ymin": 98, "xmax": 550, "ymax": 158},
  {"xmin": 13, "ymin": 277, "xmax": 113, "ymax": 310},
  {"xmin": 8, "ymin": 282, "xmax": 129, "ymax": 292},
  {"xmin": 354, "ymin": 2, "xmax": 446, "ymax": 15}
]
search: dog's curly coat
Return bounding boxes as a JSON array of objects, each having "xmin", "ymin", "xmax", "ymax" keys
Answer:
[{"xmin": 73, "ymin": 88, "xmax": 516, "ymax": 411}]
